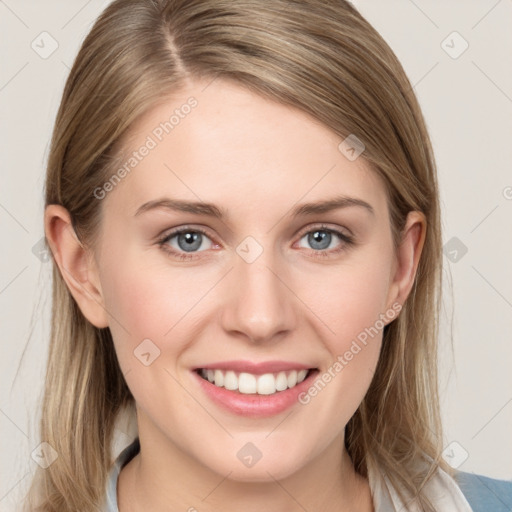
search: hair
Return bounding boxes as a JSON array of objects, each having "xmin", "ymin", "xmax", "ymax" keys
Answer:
[{"xmin": 24, "ymin": 0, "xmax": 448, "ymax": 510}]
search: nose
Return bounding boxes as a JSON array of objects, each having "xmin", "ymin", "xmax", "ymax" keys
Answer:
[{"xmin": 220, "ymin": 250, "xmax": 297, "ymax": 344}]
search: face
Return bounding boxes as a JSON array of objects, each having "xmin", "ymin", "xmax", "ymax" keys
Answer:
[{"xmin": 81, "ymin": 78, "xmax": 407, "ymax": 481}]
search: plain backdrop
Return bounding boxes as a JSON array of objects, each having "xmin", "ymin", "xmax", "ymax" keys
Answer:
[{"xmin": 1, "ymin": 0, "xmax": 511, "ymax": 510}]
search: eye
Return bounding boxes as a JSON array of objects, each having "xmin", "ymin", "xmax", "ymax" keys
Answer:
[
  {"xmin": 158, "ymin": 227, "xmax": 216, "ymax": 260},
  {"xmin": 157, "ymin": 224, "xmax": 355, "ymax": 262},
  {"xmin": 296, "ymin": 225, "xmax": 354, "ymax": 256}
]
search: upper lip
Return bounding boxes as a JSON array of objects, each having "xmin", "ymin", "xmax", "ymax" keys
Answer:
[{"xmin": 195, "ymin": 360, "xmax": 315, "ymax": 375}]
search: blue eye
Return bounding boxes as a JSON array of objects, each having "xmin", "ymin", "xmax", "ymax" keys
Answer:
[
  {"xmin": 158, "ymin": 224, "xmax": 354, "ymax": 261},
  {"xmin": 301, "ymin": 230, "xmax": 335, "ymax": 251},
  {"xmin": 297, "ymin": 226, "xmax": 354, "ymax": 255},
  {"xmin": 159, "ymin": 227, "xmax": 214, "ymax": 260},
  {"xmin": 173, "ymin": 231, "xmax": 211, "ymax": 252}
]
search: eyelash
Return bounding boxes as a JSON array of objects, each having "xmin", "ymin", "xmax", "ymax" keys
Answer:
[{"xmin": 157, "ymin": 224, "xmax": 355, "ymax": 261}]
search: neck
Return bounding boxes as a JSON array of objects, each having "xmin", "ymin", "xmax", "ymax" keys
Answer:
[{"xmin": 117, "ymin": 415, "xmax": 373, "ymax": 512}]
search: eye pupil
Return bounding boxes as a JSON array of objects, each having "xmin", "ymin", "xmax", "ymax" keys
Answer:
[
  {"xmin": 308, "ymin": 230, "xmax": 331, "ymax": 250},
  {"xmin": 178, "ymin": 232, "xmax": 202, "ymax": 252}
]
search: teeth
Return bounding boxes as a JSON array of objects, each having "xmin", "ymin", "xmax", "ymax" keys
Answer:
[
  {"xmin": 257, "ymin": 373, "xmax": 277, "ymax": 395},
  {"xmin": 275, "ymin": 371, "xmax": 288, "ymax": 391},
  {"xmin": 199, "ymin": 368, "xmax": 311, "ymax": 395},
  {"xmin": 239, "ymin": 372, "xmax": 257, "ymax": 394},
  {"xmin": 224, "ymin": 370, "xmax": 238, "ymax": 391},
  {"xmin": 287, "ymin": 370, "xmax": 297, "ymax": 388},
  {"xmin": 214, "ymin": 369, "xmax": 224, "ymax": 387}
]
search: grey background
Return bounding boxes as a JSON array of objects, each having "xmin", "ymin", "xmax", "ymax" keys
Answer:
[{"xmin": 1, "ymin": 0, "xmax": 511, "ymax": 510}]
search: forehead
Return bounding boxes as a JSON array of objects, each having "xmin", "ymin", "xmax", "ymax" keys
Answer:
[{"xmin": 105, "ymin": 77, "xmax": 388, "ymax": 219}]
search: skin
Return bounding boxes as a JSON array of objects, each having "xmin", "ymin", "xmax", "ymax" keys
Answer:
[{"xmin": 45, "ymin": 77, "xmax": 425, "ymax": 512}]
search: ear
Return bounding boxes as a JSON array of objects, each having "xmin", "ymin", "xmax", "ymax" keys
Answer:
[
  {"xmin": 44, "ymin": 205, "xmax": 109, "ymax": 328},
  {"xmin": 385, "ymin": 210, "xmax": 426, "ymax": 311}
]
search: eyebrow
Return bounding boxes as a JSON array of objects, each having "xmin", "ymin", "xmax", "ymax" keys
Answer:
[{"xmin": 134, "ymin": 195, "xmax": 374, "ymax": 219}]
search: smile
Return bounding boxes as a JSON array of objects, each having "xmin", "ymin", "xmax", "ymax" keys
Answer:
[
  {"xmin": 196, "ymin": 368, "xmax": 311, "ymax": 395},
  {"xmin": 192, "ymin": 361, "xmax": 319, "ymax": 417}
]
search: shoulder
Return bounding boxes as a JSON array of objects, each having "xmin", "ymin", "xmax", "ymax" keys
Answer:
[{"xmin": 454, "ymin": 471, "xmax": 512, "ymax": 512}]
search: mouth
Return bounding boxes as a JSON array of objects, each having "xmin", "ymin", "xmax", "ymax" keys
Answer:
[
  {"xmin": 191, "ymin": 361, "xmax": 319, "ymax": 417},
  {"xmin": 195, "ymin": 367, "xmax": 315, "ymax": 396}
]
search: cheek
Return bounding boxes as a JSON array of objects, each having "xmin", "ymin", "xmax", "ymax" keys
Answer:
[
  {"xmin": 98, "ymin": 248, "xmax": 221, "ymax": 370},
  {"xmin": 98, "ymin": 253, "xmax": 175, "ymax": 356},
  {"xmin": 302, "ymin": 251, "xmax": 394, "ymax": 354},
  {"xmin": 293, "ymin": 247, "xmax": 394, "ymax": 415},
  {"xmin": 98, "ymin": 256, "xmax": 207, "ymax": 416}
]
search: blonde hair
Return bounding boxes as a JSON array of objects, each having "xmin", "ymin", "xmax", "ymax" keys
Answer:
[{"xmin": 25, "ymin": 0, "xmax": 448, "ymax": 509}]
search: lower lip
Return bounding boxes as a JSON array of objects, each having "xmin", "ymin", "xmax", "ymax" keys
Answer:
[{"xmin": 192, "ymin": 370, "xmax": 318, "ymax": 418}]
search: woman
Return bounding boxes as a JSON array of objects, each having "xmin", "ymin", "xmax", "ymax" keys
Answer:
[{"xmin": 25, "ymin": 0, "xmax": 512, "ymax": 510}]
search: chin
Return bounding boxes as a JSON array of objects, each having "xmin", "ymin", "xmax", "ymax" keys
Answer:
[
  {"xmin": 225, "ymin": 464, "xmax": 302, "ymax": 483},
  {"xmin": 201, "ymin": 447, "xmax": 309, "ymax": 483}
]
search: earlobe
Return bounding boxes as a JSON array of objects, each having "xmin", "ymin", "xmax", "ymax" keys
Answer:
[
  {"xmin": 44, "ymin": 205, "xmax": 109, "ymax": 328},
  {"xmin": 386, "ymin": 211, "xmax": 426, "ymax": 311}
]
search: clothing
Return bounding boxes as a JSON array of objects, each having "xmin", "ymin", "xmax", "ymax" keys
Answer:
[{"xmin": 102, "ymin": 437, "xmax": 512, "ymax": 511}]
